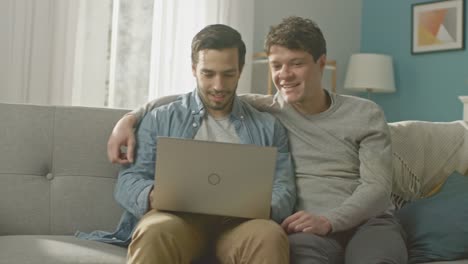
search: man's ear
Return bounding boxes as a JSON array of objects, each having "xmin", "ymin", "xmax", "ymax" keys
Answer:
[
  {"xmin": 192, "ymin": 64, "xmax": 197, "ymax": 77},
  {"xmin": 318, "ymin": 54, "xmax": 327, "ymax": 73}
]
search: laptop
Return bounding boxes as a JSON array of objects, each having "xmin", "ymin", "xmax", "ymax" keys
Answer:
[{"xmin": 153, "ymin": 137, "xmax": 277, "ymax": 219}]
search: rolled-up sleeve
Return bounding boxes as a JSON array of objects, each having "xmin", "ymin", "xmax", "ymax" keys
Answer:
[
  {"xmin": 114, "ymin": 112, "xmax": 157, "ymax": 219},
  {"xmin": 270, "ymin": 119, "xmax": 296, "ymax": 223}
]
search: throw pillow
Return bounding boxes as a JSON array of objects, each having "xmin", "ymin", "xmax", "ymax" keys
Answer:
[{"xmin": 396, "ymin": 171, "xmax": 468, "ymax": 263}]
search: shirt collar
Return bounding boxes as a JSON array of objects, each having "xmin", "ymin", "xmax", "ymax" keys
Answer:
[{"xmin": 189, "ymin": 88, "xmax": 245, "ymax": 120}]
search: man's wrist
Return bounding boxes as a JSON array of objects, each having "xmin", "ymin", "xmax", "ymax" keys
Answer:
[
  {"xmin": 319, "ymin": 216, "xmax": 332, "ymax": 235},
  {"xmin": 122, "ymin": 113, "xmax": 138, "ymax": 128}
]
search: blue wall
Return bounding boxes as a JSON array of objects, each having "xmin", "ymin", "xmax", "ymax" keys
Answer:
[{"xmin": 361, "ymin": 0, "xmax": 467, "ymax": 122}]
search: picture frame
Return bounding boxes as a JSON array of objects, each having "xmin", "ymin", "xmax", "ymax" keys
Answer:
[{"xmin": 412, "ymin": 0, "xmax": 465, "ymax": 54}]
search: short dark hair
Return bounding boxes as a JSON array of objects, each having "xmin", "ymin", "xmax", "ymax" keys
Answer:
[
  {"xmin": 264, "ymin": 16, "xmax": 327, "ymax": 62},
  {"xmin": 191, "ymin": 24, "xmax": 246, "ymax": 70}
]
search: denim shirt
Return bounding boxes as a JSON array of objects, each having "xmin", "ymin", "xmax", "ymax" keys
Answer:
[{"xmin": 76, "ymin": 90, "xmax": 295, "ymax": 246}]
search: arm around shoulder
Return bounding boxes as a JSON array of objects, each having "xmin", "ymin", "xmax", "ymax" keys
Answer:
[
  {"xmin": 107, "ymin": 114, "xmax": 138, "ymax": 164},
  {"xmin": 129, "ymin": 94, "xmax": 181, "ymax": 125},
  {"xmin": 238, "ymin": 93, "xmax": 275, "ymax": 112},
  {"xmin": 107, "ymin": 94, "xmax": 181, "ymax": 163}
]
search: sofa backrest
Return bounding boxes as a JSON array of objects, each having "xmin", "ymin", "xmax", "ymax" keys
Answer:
[{"xmin": 0, "ymin": 103, "xmax": 128, "ymax": 236}]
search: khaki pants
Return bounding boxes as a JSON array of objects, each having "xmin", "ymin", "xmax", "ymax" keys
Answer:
[{"xmin": 128, "ymin": 209, "xmax": 289, "ymax": 264}]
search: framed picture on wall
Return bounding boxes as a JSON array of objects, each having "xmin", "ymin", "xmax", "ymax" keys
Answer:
[{"xmin": 412, "ymin": 0, "xmax": 465, "ymax": 54}]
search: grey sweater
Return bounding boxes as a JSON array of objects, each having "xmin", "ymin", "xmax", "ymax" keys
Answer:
[{"xmin": 131, "ymin": 91, "xmax": 393, "ymax": 232}]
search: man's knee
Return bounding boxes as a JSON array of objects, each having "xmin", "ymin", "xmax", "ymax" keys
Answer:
[
  {"xmin": 289, "ymin": 233, "xmax": 344, "ymax": 264},
  {"xmin": 132, "ymin": 211, "xmax": 187, "ymax": 242},
  {"xmin": 230, "ymin": 219, "xmax": 288, "ymax": 252},
  {"xmin": 217, "ymin": 219, "xmax": 288, "ymax": 264},
  {"xmin": 248, "ymin": 219, "xmax": 288, "ymax": 246},
  {"xmin": 246, "ymin": 220, "xmax": 289, "ymax": 263},
  {"xmin": 129, "ymin": 211, "xmax": 203, "ymax": 263},
  {"xmin": 289, "ymin": 232, "xmax": 332, "ymax": 250},
  {"xmin": 345, "ymin": 234, "xmax": 407, "ymax": 264},
  {"xmin": 345, "ymin": 215, "xmax": 408, "ymax": 264}
]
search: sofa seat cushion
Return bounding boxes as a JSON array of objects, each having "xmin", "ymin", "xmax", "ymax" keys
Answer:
[{"xmin": 0, "ymin": 235, "xmax": 126, "ymax": 264}]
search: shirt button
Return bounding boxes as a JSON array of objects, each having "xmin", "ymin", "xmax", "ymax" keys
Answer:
[
  {"xmin": 193, "ymin": 123, "xmax": 198, "ymax": 127},
  {"xmin": 46, "ymin": 173, "xmax": 54, "ymax": 180},
  {"xmin": 191, "ymin": 110, "xmax": 195, "ymax": 114},
  {"xmin": 240, "ymin": 115, "xmax": 244, "ymax": 119}
]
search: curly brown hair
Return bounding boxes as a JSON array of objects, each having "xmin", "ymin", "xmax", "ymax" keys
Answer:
[{"xmin": 264, "ymin": 16, "xmax": 326, "ymax": 62}]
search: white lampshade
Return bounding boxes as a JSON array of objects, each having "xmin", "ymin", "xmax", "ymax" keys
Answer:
[{"xmin": 344, "ymin": 53, "xmax": 396, "ymax": 93}]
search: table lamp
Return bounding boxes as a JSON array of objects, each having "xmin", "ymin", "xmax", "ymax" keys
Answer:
[{"xmin": 344, "ymin": 53, "xmax": 396, "ymax": 98}]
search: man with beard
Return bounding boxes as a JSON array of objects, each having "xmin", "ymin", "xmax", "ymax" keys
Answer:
[{"xmin": 77, "ymin": 24, "xmax": 295, "ymax": 264}]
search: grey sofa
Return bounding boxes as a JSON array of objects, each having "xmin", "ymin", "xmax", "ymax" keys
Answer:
[
  {"xmin": 0, "ymin": 102, "xmax": 467, "ymax": 264},
  {"xmin": 0, "ymin": 103, "xmax": 127, "ymax": 264}
]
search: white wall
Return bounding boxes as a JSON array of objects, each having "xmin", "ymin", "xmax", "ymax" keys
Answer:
[{"xmin": 252, "ymin": 0, "xmax": 363, "ymax": 94}]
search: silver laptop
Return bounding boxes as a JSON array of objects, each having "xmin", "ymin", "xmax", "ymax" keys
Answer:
[{"xmin": 153, "ymin": 137, "xmax": 277, "ymax": 219}]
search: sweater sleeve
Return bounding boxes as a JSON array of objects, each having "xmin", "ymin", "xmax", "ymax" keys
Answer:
[
  {"xmin": 128, "ymin": 94, "xmax": 180, "ymax": 124},
  {"xmin": 322, "ymin": 105, "xmax": 393, "ymax": 232},
  {"xmin": 238, "ymin": 94, "xmax": 275, "ymax": 112}
]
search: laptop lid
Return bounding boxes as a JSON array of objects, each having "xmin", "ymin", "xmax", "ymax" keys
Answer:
[{"xmin": 153, "ymin": 137, "xmax": 277, "ymax": 219}]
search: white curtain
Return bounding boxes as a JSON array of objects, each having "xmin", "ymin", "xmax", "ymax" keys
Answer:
[
  {"xmin": 0, "ymin": 0, "xmax": 80, "ymax": 106},
  {"xmin": 148, "ymin": 0, "xmax": 254, "ymax": 100},
  {"xmin": 1, "ymin": 0, "xmax": 114, "ymax": 107},
  {"xmin": 0, "ymin": 0, "xmax": 252, "ymax": 108}
]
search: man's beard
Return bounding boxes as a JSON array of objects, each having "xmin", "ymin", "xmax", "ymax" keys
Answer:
[{"xmin": 197, "ymin": 84, "xmax": 236, "ymax": 111}]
